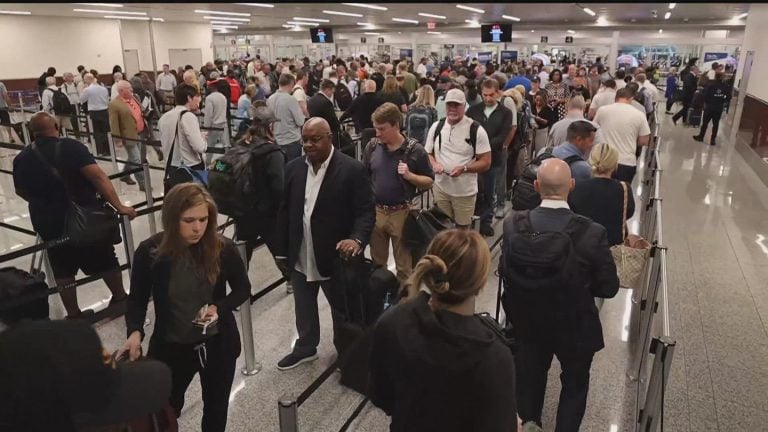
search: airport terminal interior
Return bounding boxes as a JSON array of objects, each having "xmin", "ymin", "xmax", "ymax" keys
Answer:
[{"xmin": 1, "ymin": 2, "xmax": 768, "ymax": 432}]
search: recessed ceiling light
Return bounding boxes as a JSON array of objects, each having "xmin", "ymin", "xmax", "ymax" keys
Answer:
[
  {"xmin": 292, "ymin": 17, "xmax": 330, "ymax": 22},
  {"xmin": 286, "ymin": 21, "xmax": 318, "ymax": 26},
  {"xmin": 502, "ymin": 15, "xmax": 521, "ymax": 21},
  {"xmin": 668, "ymin": 3, "xmax": 676, "ymax": 9},
  {"xmin": 364, "ymin": 32, "xmax": 380, "ymax": 35},
  {"xmin": 104, "ymin": 15, "xmax": 150, "ymax": 20},
  {"xmin": 631, "ymin": 18, "xmax": 637, "ymax": 22},
  {"xmin": 342, "ymin": 3, "xmax": 388, "ymax": 11},
  {"xmin": 531, "ymin": 29, "xmax": 535, "ymax": 32},
  {"xmin": 392, "ymin": 17, "xmax": 419, "ymax": 24},
  {"xmin": 323, "ymin": 10, "xmax": 363, "ymax": 17},
  {"xmin": 234, "ymin": 3, "xmax": 275, "ymax": 7},
  {"xmin": 203, "ymin": 16, "xmax": 250, "ymax": 22},
  {"xmin": 0, "ymin": 10, "xmax": 31, "ymax": 15},
  {"xmin": 664, "ymin": 12, "xmax": 671, "ymax": 19},
  {"xmin": 194, "ymin": 10, "xmax": 250, "ymax": 17},
  {"xmin": 74, "ymin": 8, "xmax": 146, "ymax": 15},
  {"xmin": 567, "ymin": 29, "xmax": 576, "ymax": 34},
  {"xmin": 659, "ymin": 28, "xmax": 663, "ymax": 33},
  {"xmin": 456, "ymin": 4, "xmax": 485, "ymax": 13},
  {"xmin": 583, "ymin": 7, "xmax": 596, "ymax": 16},
  {"xmin": 736, "ymin": 12, "xmax": 748, "ymax": 19},
  {"xmin": 76, "ymin": 3, "xmax": 124, "ymax": 7},
  {"xmin": 419, "ymin": 13, "xmax": 447, "ymax": 19}
]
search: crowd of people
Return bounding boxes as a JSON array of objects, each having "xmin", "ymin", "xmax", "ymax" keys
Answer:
[{"xmin": 1, "ymin": 50, "xmax": 726, "ymax": 432}]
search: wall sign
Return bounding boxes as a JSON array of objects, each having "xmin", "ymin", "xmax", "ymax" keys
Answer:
[
  {"xmin": 361, "ymin": 37, "xmax": 366, "ymax": 43},
  {"xmin": 378, "ymin": 37, "xmax": 384, "ymax": 43},
  {"xmin": 541, "ymin": 36, "xmax": 548, "ymax": 43},
  {"xmin": 245, "ymin": 39, "xmax": 251, "ymax": 45},
  {"xmin": 565, "ymin": 36, "xmax": 574, "ymax": 44}
]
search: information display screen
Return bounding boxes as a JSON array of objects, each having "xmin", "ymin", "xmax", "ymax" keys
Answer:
[
  {"xmin": 481, "ymin": 24, "xmax": 512, "ymax": 43},
  {"xmin": 310, "ymin": 28, "xmax": 334, "ymax": 43}
]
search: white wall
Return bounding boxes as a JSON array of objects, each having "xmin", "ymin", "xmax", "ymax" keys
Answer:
[
  {"xmin": 737, "ymin": 4, "xmax": 768, "ymax": 101},
  {"xmin": 121, "ymin": 20, "xmax": 153, "ymax": 72},
  {"xmin": 0, "ymin": 15, "xmax": 123, "ymax": 79},
  {"xmin": 151, "ymin": 22, "xmax": 214, "ymax": 70}
]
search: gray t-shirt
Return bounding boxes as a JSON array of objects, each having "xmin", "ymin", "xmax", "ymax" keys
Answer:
[
  {"xmin": 164, "ymin": 257, "xmax": 218, "ymax": 344},
  {"xmin": 266, "ymin": 90, "xmax": 305, "ymax": 145},
  {"xmin": 0, "ymin": 82, "xmax": 7, "ymax": 109}
]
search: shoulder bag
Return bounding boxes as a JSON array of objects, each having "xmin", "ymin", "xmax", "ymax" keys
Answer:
[{"xmin": 610, "ymin": 181, "xmax": 651, "ymax": 289}]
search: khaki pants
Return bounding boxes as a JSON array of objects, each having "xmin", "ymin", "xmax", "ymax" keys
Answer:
[
  {"xmin": 433, "ymin": 185, "xmax": 477, "ymax": 227},
  {"xmin": 370, "ymin": 207, "xmax": 412, "ymax": 282}
]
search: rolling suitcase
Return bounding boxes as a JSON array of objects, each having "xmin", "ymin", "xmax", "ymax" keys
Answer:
[{"xmin": 687, "ymin": 107, "xmax": 702, "ymax": 127}]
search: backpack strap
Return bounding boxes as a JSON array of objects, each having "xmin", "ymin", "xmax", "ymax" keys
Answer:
[
  {"xmin": 468, "ymin": 120, "xmax": 479, "ymax": 157},
  {"xmin": 362, "ymin": 137, "xmax": 380, "ymax": 170},
  {"xmin": 432, "ymin": 118, "xmax": 446, "ymax": 153},
  {"xmin": 562, "ymin": 154, "xmax": 583, "ymax": 167},
  {"xmin": 562, "ymin": 214, "xmax": 592, "ymax": 246}
]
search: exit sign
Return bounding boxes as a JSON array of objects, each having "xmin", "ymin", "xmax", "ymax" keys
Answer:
[{"xmin": 427, "ymin": 22, "xmax": 436, "ymax": 30}]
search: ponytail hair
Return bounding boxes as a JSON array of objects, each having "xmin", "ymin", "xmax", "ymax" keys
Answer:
[
  {"xmin": 402, "ymin": 229, "xmax": 491, "ymax": 306},
  {"xmin": 588, "ymin": 142, "xmax": 619, "ymax": 176}
]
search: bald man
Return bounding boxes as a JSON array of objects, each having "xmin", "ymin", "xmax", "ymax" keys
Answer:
[
  {"xmin": 13, "ymin": 112, "xmax": 136, "ymax": 319},
  {"xmin": 340, "ymin": 79, "xmax": 381, "ymax": 133},
  {"xmin": 500, "ymin": 158, "xmax": 619, "ymax": 431},
  {"xmin": 274, "ymin": 117, "xmax": 375, "ymax": 370}
]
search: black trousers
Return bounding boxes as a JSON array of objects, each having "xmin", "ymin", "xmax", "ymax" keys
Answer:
[
  {"xmin": 672, "ymin": 98, "xmax": 692, "ymax": 124},
  {"xmin": 89, "ymin": 109, "xmax": 110, "ymax": 156},
  {"xmin": 698, "ymin": 110, "xmax": 722, "ymax": 143},
  {"xmin": 148, "ymin": 334, "xmax": 239, "ymax": 432},
  {"xmin": 614, "ymin": 164, "xmax": 637, "ymax": 184},
  {"xmin": 516, "ymin": 340, "xmax": 595, "ymax": 432},
  {"xmin": 291, "ymin": 271, "xmax": 346, "ymax": 357},
  {"xmin": 665, "ymin": 97, "xmax": 675, "ymax": 113}
]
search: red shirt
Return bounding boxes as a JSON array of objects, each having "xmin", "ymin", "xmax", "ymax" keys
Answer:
[{"xmin": 227, "ymin": 78, "xmax": 241, "ymax": 105}]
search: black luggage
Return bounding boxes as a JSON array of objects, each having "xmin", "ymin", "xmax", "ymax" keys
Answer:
[
  {"xmin": 402, "ymin": 206, "xmax": 453, "ymax": 262},
  {"xmin": 0, "ymin": 267, "xmax": 49, "ymax": 323},
  {"xmin": 687, "ymin": 108, "xmax": 702, "ymax": 127}
]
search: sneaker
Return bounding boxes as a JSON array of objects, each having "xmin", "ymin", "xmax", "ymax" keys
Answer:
[
  {"xmin": 120, "ymin": 177, "xmax": 137, "ymax": 185},
  {"xmin": 710, "ymin": 140, "xmax": 717, "ymax": 146},
  {"xmin": 277, "ymin": 351, "xmax": 318, "ymax": 371},
  {"xmin": 286, "ymin": 280, "xmax": 294, "ymax": 294},
  {"xmin": 479, "ymin": 224, "xmax": 495, "ymax": 237},
  {"xmin": 65, "ymin": 309, "xmax": 96, "ymax": 320},
  {"xmin": 672, "ymin": 117, "xmax": 678, "ymax": 126},
  {"xmin": 692, "ymin": 135, "xmax": 704, "ymax": 142},
  {"xmin": 494, "ymin": 207, "xmax": 505, "ymax": 219}
]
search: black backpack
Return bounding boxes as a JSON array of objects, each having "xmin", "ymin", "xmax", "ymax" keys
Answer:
[
  {"xmin": 0, "ymin": 267, "xmax": 50, "ymax": 324},
  {"xmin": 405, "ymin": 105, "xmax": 436, "ymax": 145},
  {"xmin": 48, "ymin": 88, "xmax": 74, "ymax": 116},
  {"xmin": 334, "ymin": 81, "xmax": 354, "ymax": 111},
  {"xmin": 207, "ymin": 139, "xmax": 284, "ymax": 218},
  {"xmin": 432, "ymin": 118, "xmax": 480, "ymax": 156},
  {"xmin": 499, "ymin": 211, "xmax": 591, "ymax": 339},
  {"xmin": 511, "ymin": 148, "xmax": 583, "ymax": 211}
]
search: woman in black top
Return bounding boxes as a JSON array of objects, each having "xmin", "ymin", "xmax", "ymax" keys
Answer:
[
  {"xmin": 378, "ymin": 75, "xmax": 407, "ymax": 113},
  {"xmin": 530, "ymin": 90, "xmax": 557, "ymax": 153},
  {"xmin": 569, "ymin": 143, "xmax": 635, "ymax": 246},
  {"xmin": 119, "ymin": 183, "xmax": 251, "ymax": 432},
  {"xmin": 370, "ymin": 229, "xmax": 517, "ymax": 432}
]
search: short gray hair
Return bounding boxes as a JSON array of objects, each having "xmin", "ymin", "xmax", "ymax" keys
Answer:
[
  {"xmin": 45, "ymin": 76, "xmax": 56, "ymax": 86},
  {"xmin": 209, "ymin": 71, "xmax": 220, "ymax": 80},
  {"xmin": 567, "ymin": 95, "xmax": 586, "ymax": 111}
]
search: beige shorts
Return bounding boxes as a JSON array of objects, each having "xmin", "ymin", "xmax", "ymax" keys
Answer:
[{"xmin": 432, "ymin": 186, "xmax": 477, "ymax": 227}]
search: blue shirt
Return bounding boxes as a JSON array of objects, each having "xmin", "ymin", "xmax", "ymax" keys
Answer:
[
  {"xmin": 552, "ymin": 142, "xmax": 592, "ymax": 183},
  {"xmin": 504, "ymin": 76, "xmax": 532, "ymax": 93}
]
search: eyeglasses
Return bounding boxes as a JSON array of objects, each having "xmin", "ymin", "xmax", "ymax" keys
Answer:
[{"xmin": 302, "ymin": 133, "xmax": 332, "ymax": 143}]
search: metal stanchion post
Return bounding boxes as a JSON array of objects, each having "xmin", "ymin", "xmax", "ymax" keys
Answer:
[
  {"xmin": 636, "ymin": 337, "xmax": 676, "ymax": 432},
  {"xmin": 86, "ymin": 113, "xmax": 96, "ymax": 151},
  {"xmin": 42, "ymin": 249, "xmax": 57, "ymax": 288},
  {"xmin": 120, "ymin": 214, "xmax": 136, "ymax": 272},
  {"xmin": 142, "ymin": 162, "xmax": 157, "ymax": 235},
  {"xmin": 278, "ymin": 395, "xmax": 299, "ymax": 432},
  {"xmin": 19, "ymin": 94, "xmax": 31, "ymax": 146},
  {"xmin": 107, "ymin": 134, "xmax": 120, "ymax": 174},
  {"xmin": 236, "ymin": 241, "xmax": 261, "ymax": 376}
]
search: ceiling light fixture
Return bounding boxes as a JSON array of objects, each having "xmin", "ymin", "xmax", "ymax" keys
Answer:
[
  {"xmin": 356, "ymin": 22, "xmax": 373, "ymax": 25},
  {"xmin": 152, "ymin": 17, "xmax": 164, "ymax": 22},
  {"xmin": 664, "ymin": 11, "xmax": 671, "ymax": 19},
  {"xmin": 194, "ymin": 9, "xmax": 250, "ymax": 17},
  {"xmin": 465, "ymin": 19, "xmax": 480, "ymax": 27},
  {"xmin": 76, "ymin": 3, "xmax": 124, "ymax": 7},
  {"xmin": 456, "ymin": 4, "xmax": 485, "ymax": 13},
  {"xmin": 419, "ymin": 13, "xmax": 447, "ymax": 19},
  {"xmin": 364, "ymin": 32, "xmax": 380, "ymax": 35},
  {"xmin": 209, "ymin": 21, "xmax": 240, "ymax": 25},
  {"xmin": 736, "ymin": 12, "xmax": 748, "ymax": 19},
  {"xmin": 286, "ymin": 21, "xmax": 318, "ymax": 26},
  {"xmin": 282, "ymin": 24, "xmax": 294, "ymax": 28},
  {"xmin": 322, "ymin": 10, "xmax": 363, "ymax": 17},
  {"xmin": 203, "ymin": 16, "xmax": 250, "ymax": 22},
  {"xmin": 104, "ymin": 15, "xmax": 150, "ymax": 20},
  {"xmin": 567, "ymin": 29, "xmax": 576, "ymax": 34},
  {"xmin": 0, "ymin": 10, "xmax": 31, "ymax": 15},
  {"xmin": 292, "ymin": 17, "xmax": 329, "ymax": 22},
  {"xmin": 211, "ymin": 25, "xmax": 238, "ymax": 29},
  {"xmin": 234, "ymin": 3, "xmax": 275, "ymax": 7},
  {"xmin": 659, "ymin": 28, "xmax": 663, "ymax": 33},
  {"xmin": 74, "ymin": 8, "xmax": 146, "ymax": 15},
  {"xmin": 392, "ymin": 17, "xmax": 419, "ymax": 24},
  {"xmin": 427, "ymin": 31, "xmax": 442, "ymax": 35},
  {"xmin": 502, "ymin": 14, "xmax": 521, "ymax": 21},
  {"xmin": 342, "ymin": 3, "xmax": 388, "ymax": 11},
  {"xmin": 531, "ymin": 29, "xmax": 535, "ymax": 32},
  {"xmin": 583, "ymin": 7, "xmax": 596, "ymax": 16},
  {"xmin": 668, "ymin": 3, "xmax": 676, "ymax": 9}
]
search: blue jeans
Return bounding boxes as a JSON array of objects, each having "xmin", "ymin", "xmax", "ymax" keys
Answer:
[
  {"xmin": 122, "ymin": 142, "xmax": 145, "ymax": 186},
  {"xmin": 480, "ymin": 165, "xmax": 499, "ymax": 226},
  {"xmin": 282, "ymin": 140, "xmax": 303, "ymax": 163}
]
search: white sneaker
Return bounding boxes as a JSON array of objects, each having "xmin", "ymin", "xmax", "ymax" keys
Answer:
[{"xmin": 286, "ymin": 281, "xmax": 294, "ymax": 294}]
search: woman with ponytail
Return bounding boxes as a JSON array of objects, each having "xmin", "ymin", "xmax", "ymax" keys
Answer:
[{"xmin": 369, "ymin": 229, "xmax": 517, "ymax": 432}]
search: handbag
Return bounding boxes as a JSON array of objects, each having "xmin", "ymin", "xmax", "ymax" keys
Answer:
[
  {"xmin": 32, "ymin": 140, "xmax": 121, "ymax": 247},
  {"xmin": 163, "ymin": 110, "xmax": 209, "ymax": 193},
  {"xmin": 402, "ymin": 205, "xmax": 453, "ymax": 260},
  {"xmin": 610, "ymin": 181, "xmax": 651, "ymax": 289}
]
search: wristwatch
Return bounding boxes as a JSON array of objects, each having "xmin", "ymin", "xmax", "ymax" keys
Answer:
[{"xmin": 463, "ymin": 164, "xmax": 469, "ymax": 173}]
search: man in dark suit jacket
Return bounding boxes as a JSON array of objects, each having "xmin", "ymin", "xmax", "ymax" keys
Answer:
[
  {"xmin": 500, "ymin": 158, "xmax": 619, "ymax": 432},
  {"xmin": 307, "ymin": 79, "xmax": 341, "ymax": 148},
  {"xmin": 274, "ymin": 117, "xmax": 375, "ymax": 371}
]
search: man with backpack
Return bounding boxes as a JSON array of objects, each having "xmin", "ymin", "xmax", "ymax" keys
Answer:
[
  {"xmin": 466, "ymin": 79, "xmax": 513, "ymax": 237},
  {"xmin": 41, "ymin": 76, "xmax": 74, "ymax": 135},
  {"xmin": 267, "ymin": 74, "xmax": 306, "ymax": 163},
  {"xmin": 551, "ymin": 120, "xmax": 598, "ymax": 183},
  {"xmin": 500, "ymin": 158, "xmax": 618, "ymax": 432},
  {"xmin": 425, "ymin": 89, "xmax": 492, "ymax": 229},
  {"xmin": 364, "ymin": 102, "xmax": 434, "ymax": 282}
]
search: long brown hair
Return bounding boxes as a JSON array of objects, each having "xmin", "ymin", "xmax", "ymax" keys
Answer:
[
  {"xmin": 157, "ymin": 183, "xmax": 223, "ymax": 285},
  {"xmin": 381, "ymin": 75, "xmax": 399, "ymax": 95},
  {"xmin": 402, "ymin": 229, "xmax": 491, "ymax": 305}
]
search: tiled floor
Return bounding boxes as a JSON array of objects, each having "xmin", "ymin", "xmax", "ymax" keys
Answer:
[{"xmin": 1, "ymin": 106, "xmax": 767, "ymax": 431}]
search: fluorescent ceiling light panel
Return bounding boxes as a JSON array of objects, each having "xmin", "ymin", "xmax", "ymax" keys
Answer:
[
  {"xmin": 104, "ymin": 15, "xmax": 149, "ymax": 20},
  {"xmin": 668, "ymin": 3, "xmax": 676, "ymax": 9},
  {"xmin": 74, "ymin": 8, "xmax": 145, "ymax": 15},
  {"xmin": 152, "ymin": 18, "xmax": 164, "ymax": 22},
  {"xmin": 76, "ymin": 3, "xmax": 124, "ymax": 7},
  {"xmin": 427, "ymin": 31, "xmax": 441, "ymax": 34},
  {"xmin": 419, "ymin": 13, "xmax": 446, "ymax": 19},
  {"xmin": 567, "ymin": 29, "xmax": 575, "ymax": 34},
  {"xmin": 203, "ymin": 16, "xmax": 250, "ymax": 22},
  {"xmin": 194, "ymin": 9, "xmax": 250, "ymax": 17},
  {"xmin": 456, "ymin": 5, "xmax": 485, "ymax": 14},
  {"xmin": 234, "ymin": 3, "xmax": 275, "ymax": 7},
  {"xmin": 323, "ymin": 10, "xmax": 363, "ymax": 17},
  {"xmin": 209, "ymin": 21, "xmax": 240, "ymax": 25},
  {"xmin": 392, "ymin": 17, "xmax": 419, "ymax": 24},
  {"xmin": 502, "ymin": 15, "xmax": 521, "ymax": 21},
  {"xmin": 0, "ymin": 10, "xmax": 31, "ymax": 15},
  {"xmin": 342, "ymin": 3, "xmax": 388, "ymax": 11},
  {"xmin": 583, "ymin": 7, "xmax": 596, "ymax": 16},
  {"xmin": 286, "ymin": 21, "xmax": 318, "ymax": 26},
  {"xmin": 736, "ymin": 12, "xmax": 748, "ymax": 19},
  {"xmin": 364, "ymin": 32, "xmax": 380, "ymax": 35},
  {"xmin": 659, "ymin": 28, "xmax": 663, "ymax": 33},
  {"xmin": 356, "ymin": 22, "xmax": 373, "ymax": 25},
  {"xmin": 292, "ymin": 17, "xmax": 329, "ymax": 22},
  {"xmin": 664, "ymin": 11, "xmax": 671, "ymax": 19},
  {"xmin": 212, "ymin": 25, "xmax": 238, "ymax": 29}
]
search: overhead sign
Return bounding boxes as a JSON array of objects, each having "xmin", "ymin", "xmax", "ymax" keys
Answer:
[
  {"xmin": 245, "ymin": 39, "xmax": 251, "ymax": 45},
  {"xmin": 444, "ymin": 44, "xmax": 455, "ymax": 49},
  {"xmin": 361, "ymin": 37, "xmax": 366, "ymax": 43},
  {"xmin": 500, "ymin": 50, "xmax": 518, "ymax": 63},
  {"xmin": 400, "ymin": 48, "xmax": 413, "ymax": 61},
  {"xmin": 477, "ymin": 51, "xmax": 493, "ymax": 63},
  {"xmin": 541, "ymin": 36, "xmax": 548, "ymax": 43},
  {"xmin": 378, "ymin": 37, "xmax": 384, "ymax": 43},
  {"xmin": 565, "ymin": 36, "xmax": 574, "ymax": 44},
  {"xmin": 231, "ymin": 39, "xmax": 236, "ymax": 45},
  {"xmin": 427, "ymin": 22, "xmax": 436, "ymax": 30}
]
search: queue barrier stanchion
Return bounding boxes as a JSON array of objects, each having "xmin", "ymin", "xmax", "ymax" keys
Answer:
[
  {"xmin": 637, "ymin": 336, "xmax": 676, "ymax": 432},
  {"xmin": 278, "ymin": 396, "xmax": 299, "ymax": 432},
  {"xmin": 235, "ymin": 240, "xmax": 262, "ymax": 376},
  {"xmin": 18, "ymin": 94, "xmax": 31, "ymax": 146},
  {"xmin": 120, "ymin": 214, "xmax": 136, "ymax": 273},
  {"xmin": 142, "ymin": 161, "xmax": 158, "ymax": 235},
  {"xmin": 106, "ymin": 134, "xmax": 120, "ymax": 177}
]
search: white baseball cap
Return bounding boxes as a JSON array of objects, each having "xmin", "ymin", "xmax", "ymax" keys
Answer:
[{"xmin": 444, "ymin": 88, "xmax": 466, "ymax": 105}]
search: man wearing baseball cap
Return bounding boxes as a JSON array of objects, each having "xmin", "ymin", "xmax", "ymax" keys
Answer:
[{"xmin": 424, "ymin": 88, "xmax": 492, "ymax": 228}]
